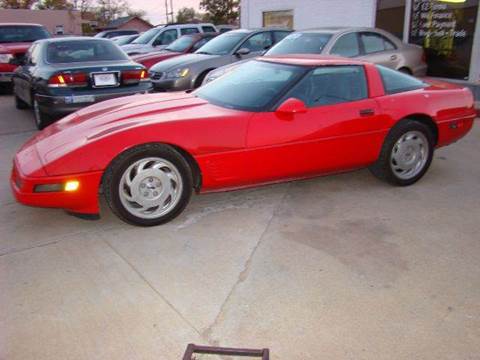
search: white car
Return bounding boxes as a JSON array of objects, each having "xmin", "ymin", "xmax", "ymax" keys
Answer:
[{"xmin": 122, "ymin": 23, "xmax": 217, "ymax": 55}]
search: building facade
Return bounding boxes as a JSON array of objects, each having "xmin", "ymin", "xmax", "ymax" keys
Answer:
[
  {"xmin": 104, "ymin": 16, "xmax": 153, "ymax": 32},
  {"xmin": 0, "ymin": 9, "xmax": 84, "ymax": 36},
  {"xmin": 241, "ymin": 0, "xmax": 480, "ymax": 83}
]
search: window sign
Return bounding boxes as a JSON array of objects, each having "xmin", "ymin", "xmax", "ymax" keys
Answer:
[
  {"xmin": 263, "ymin": 10, "xmax": 294, "ymax": 29},
  {"xmin": 409, "ymin": 0, "xmax": 479, "ymax": 79}
]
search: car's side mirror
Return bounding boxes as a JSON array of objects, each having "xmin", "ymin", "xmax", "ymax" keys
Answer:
[
  {"xmin": 235, "ymin": 47, "xmax": 250, "ymax": 57},
  {"xmin": 276, "ymin": 98, "xmax": 307, "ymax": 114}
]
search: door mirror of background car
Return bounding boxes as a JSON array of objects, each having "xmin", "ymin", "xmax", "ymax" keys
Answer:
[
  {"xmin": 276, "ymin": 98, "xmax": 307, "ymax": 115},
  {"xmin": 235, "ymin": 48, "xmax": 251, "ymax": 57}
]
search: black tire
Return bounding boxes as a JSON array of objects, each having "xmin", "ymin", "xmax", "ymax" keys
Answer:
[
  {"xmin": 103, "ymin": 143, "xmax": 193, "ymax": 226},
  {"xmin": 15, "ymin": 94, "xmax": 29, "ymax": 110},
  {"xmin": 194, "ymin": 69, "xmax": 212, "ymax": 88},
  {"xmin": 398, "ymin": 67, "xmax": 412, "ymax": 75},
  {"xmin": 369, "ymin": 119, "xmax": 434, "ymax": 186},
  {"xmin": 33, "ymin": 97, "xmax": 52, "ymax": 130}
]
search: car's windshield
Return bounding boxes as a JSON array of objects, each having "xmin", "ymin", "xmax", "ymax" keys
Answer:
[
  {"xmin": 46, "ymin": 40, "xmax": 128, "ymax": 63},
  {"xmin": 267, "ymin": 32, "xmax": 333, "ymax": 55},
  {"xmin": 115, "ymin": 35, "xmax": 137, "ymax": 45},
  {"xmin": 132, "ymin": 27, "xmax": 161, "ymax": 44},
  {"xmin": 195, "ymin": 32, "xmax": 245, "ymax": 55},
  {"xmin": 166, "ymin": 36, "xmax": 195, "ymax": 52},
  {"xmin": 0, "ymin": 25, "xmax": 50, "ymax": 43},
  {"xmin": 195, "ymin": 60, "xmax": 307, "ymax": 111}
]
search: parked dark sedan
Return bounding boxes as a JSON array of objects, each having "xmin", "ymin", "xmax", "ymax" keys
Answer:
[{"xmin": 13, "ymin": 37, "xmax": 152, "ymax": 129}]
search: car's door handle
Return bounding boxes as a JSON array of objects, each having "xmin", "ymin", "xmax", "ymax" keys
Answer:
[
  {"xmin": 390, "ymin": 54, "xmax": 397, "ymax": 61},
  {"xmin": 359, "ymin": 108, "xmax": 375, "ymax": 116}
]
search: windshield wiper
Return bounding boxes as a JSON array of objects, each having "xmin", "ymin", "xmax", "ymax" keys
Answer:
[{"xmin": 196, "ymin": 51, "xmax": 212, "ymax": 55}]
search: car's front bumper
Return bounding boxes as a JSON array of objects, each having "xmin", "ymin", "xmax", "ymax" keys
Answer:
[
  {"xmin": 36, "ymin": 84, "xmax": 153, "ymax": 116},
  {"xmin": 11, "ymin": 160, "xmax": 103, "ymax": 215},
  {"xmin": 150, "ymin": 75, "xmax": 192, "ymax": 92}
]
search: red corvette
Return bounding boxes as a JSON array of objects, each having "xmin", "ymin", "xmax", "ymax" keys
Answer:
[
  {"xmin": 131, "ymin": 33, "xmax": 218, "ymax": 69},
  {"xmin": 11, "ymin": 55, "xmax": 476, "ymax": 226}
]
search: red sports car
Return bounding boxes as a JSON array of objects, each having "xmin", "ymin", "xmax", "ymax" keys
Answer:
[
  {"xmin": 131, "ymin": 33, "xmax": 218, "ymax": 69},
  {"xmin": 11, "ymin": 55, "xmax": 476, "ymax": 226}
]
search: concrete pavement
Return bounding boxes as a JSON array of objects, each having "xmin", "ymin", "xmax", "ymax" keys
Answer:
[{"xmin": 1, "ymin": 94, "xmax": 479, "ymax": 359}]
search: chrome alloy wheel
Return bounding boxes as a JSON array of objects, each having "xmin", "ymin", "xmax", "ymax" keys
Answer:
[
  {"xmin": 119, "ymin": 157, "xmax": 183, "ymax": 219},
  {"xmin": 390, "ymin": 130, "xmax": 429, "ymax": 180}
]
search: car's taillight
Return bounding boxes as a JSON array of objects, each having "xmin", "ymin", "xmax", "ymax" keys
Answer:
[
  {"xmin": 122, "ymin": 69, "xmax": 149, "ymax": 85},
  {"xmin": 48, "ymin": 73, "xmax": 88, "ymax": 87}
]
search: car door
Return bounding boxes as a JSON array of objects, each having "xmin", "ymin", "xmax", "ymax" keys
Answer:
[
  {"xmin": 357, "ymin": 31, "xmax": 400, "ymax": 70},
  {"xmin": 245, "ymin": 65, "xmax": 386, "ymax": 183},
  {"xmin": 14, "ymin": 44, "xmax": 36, "ymax": 104}
]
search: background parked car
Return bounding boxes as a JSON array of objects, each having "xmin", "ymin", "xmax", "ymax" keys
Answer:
[
  {"xmin": 216, "ymin": 25, "xmax": 237, "ymax": 33},
  {"xmin": 94, "ymin": 29, "xmax": 139, "ymax": 39},
  {"xmin": 132, "ymin": 33, "xmax": 218, "ymax": 70},
  {"xmin": 204, "ymin": 27, "xmax": 427, "ymax": 85},
  {"xmin": 148, "ymin": 28, "xmax": 291, "ymax": 92},
  {"xmin": 0, "ymin": 23, "xmax": 50, "ymax": 92},
  {"xmin": 122, "ymin": 23, "xmax": 218, "ymax": 55},
  {"xmin": 13, "ymin": 37, "xmax": 152, "ymax": 129},
  {"xmin": 111, "ymin": 34, "xmax": 140, "ymax": 46}
]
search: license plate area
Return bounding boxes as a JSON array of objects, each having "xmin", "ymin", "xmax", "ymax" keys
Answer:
[{"xmin": 91, "ymin": 72, "xmax": 119, "ymax": 88}]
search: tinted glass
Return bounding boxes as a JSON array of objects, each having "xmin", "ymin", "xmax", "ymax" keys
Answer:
[
  {"xmin": 202, "ymin": 26, "xmax": 216, "ymax": 33},
  {"xmin": 46, "ymin": 40, "xmax": 128, "ymax": 63},
  {"xmin": 241, "ymin": 32, "xmax": 273, "ymax": 52},
  {"xmin": 0, "ymin": 25, "xmax": 50, "ymax": 43},
  {"xmin": 273, "ymin": 31, "xmax": 291, "ymax": 43},
  {"xmin": 360, "ymin": 32, "xmax": 395, "ymax": 53},
  {"xmin": 377, "ymin": 65, "xmax": 425, "ymax": 94},
  {"xmin": 115, "ymin": 35, "xmax": 137, "ymax": 45},
  {"xmin": 166, "ymin": 35, "xmax": 195, "ymax": 52},
  {"xmin": 133, "ymin": 27, "xmax": 161, "ymax": 44},
  {"xmin": 195, "ymin": 32, "xmax": 245, "ymax": 55},
  {"xmin": 267, "ymin": 32, "xmax": 333, "ymax": 55},
  {"xmin": 191, "ymin": 37, "xmax": 211, "ymax": 51},
  {"xmin": 195, "ymin": 60, "xmax": 306, "ymax": 111},
  {"xmin": 181, "ymin": 28, "xmax": 199, "ymax": 35},
  {"xmin": 286, "ymin": 66, "xmax": 368, "ymax": 107},
  {"xmin": 219, "ymin": 28, "xmax": 232, "ymax": 33},
  {"xmin": 330, "ymin": 33, "xmax": 360, "ymax": 57},
  {"xmin": 153, "ymin": 29, "xmax": 177, "ymax": 46}
]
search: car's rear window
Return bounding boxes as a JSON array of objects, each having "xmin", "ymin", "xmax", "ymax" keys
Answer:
[
  {"xmin": 46, "ymin": 40, "xmax": 128, "ymax": 63},
  {"xmin": 377, "ymin": 65, "xmax": 426, "ymax": 94},
  {"xmin": 0, "ymin": 25, "xmax": 50, "ymax": 43},
  {"xmin": 267, "ymin": 32, "xmax": 333, "ymax": 55}
]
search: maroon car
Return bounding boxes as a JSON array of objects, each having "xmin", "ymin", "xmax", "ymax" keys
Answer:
[
  {"xmin": 0, "ymin": 23, "xmax": 50, "ymax": 91},
  {"xmin": 131, "ymin": 33, "xmax": 218, "ymax": 69}
]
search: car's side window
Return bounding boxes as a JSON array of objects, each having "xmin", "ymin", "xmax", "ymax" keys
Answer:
[
  {"xmin": 181, "ymin": 27, "xmax": 199, "ymax": 35},
  {"xmin": 241, "ymin": 32, "xmax": 273, "ymax": 52},
  {"xmin": 202, "ymin": 26, "xmax": 216, "ymax": 33},
  {"xmin": 285, "ymin": 65, "xmax": 368, "ymax": 108},
  {"xmin": 154, "ymin": 29, "xmax": 178, "ymax": 46},
  {"xmin": 376, "ymin": 65, "xmax": 425, "ymax": 94},
  {"xmin": 273, "ymin": 31, "xmax": 290, "ymax": 43},
  {"xmin": 330, "ymin": 33, "xmax": 360, "ymax": 57},
  {"xmin": 360, "ymin": 32, "xmax": 397, "ymax": 54}
]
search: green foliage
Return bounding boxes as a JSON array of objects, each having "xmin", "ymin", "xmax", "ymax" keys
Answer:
[
  {"xmin": 37, "ymin": 0, "xmax": 72, "ymax": 10},
  {"xmin": 176, "ymin": 7, "xmax": 197, "ymax": 23},
  {"xmin": 0, "ymin": 0, "xmax": 37, "ymax": 8},
  {"xmin": 200, "ymin": 0, "xmax": 239, "ymax": 24}
]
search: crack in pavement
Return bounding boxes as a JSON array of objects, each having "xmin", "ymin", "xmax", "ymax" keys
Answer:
[
  {"xmin": 202, "ymin": 183, "xmax": 291, "ymax": 340},
  {"xmin": 103, "ymin": 238, "xmax": 213, "ymax": 344}
]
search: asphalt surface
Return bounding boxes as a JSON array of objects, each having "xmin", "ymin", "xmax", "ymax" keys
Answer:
[{"xmin": 1, "ymin": 93, "xmax": 479, "ymax": 359}]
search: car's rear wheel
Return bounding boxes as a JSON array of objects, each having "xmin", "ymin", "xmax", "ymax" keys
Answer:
[
  {"xmin": 33, "ymin": 98, "xmax": 52, "ymax": 130},
  {"xmin": 369, "ymin": 120, "xmax": 434, "ymax": 186},
  {"xmin": 15, "ymin": 94, "xmax": 29, "ymax": 110},
  {"xmin": 104, "ymin": 144, "xmax": 193, "ymax": 226}
]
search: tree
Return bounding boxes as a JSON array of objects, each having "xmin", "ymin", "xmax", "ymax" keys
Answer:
[
  {"xmin": 95, "ymin": 0, "xmax": 128, "ymax": 24},
  {"xmin": 176, "ymin": 7, "xmax": 197, "ymax": 23},
  {"xmin": 37, "ymin": 0, "xmax": 72, "ymax": 10},
  {"xmin": 200, "ymin": 0, "xmax": 239, "ymax": 24},
  {"xmin": 127, "ymin": 8, "xmax": 146, "ymax": 19},
  {"xmin": 0, "ymin": 0, "xmax": 37, "ymax": 8}
]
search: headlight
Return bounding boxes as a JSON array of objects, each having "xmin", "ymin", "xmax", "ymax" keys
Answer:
[
  {"xmin": 165, "ymin": 68, "xmax": 190, "ymax": 79},
  {"xmin": 0, "ymin": 53, "xmax": 13, "ymax": 64}
]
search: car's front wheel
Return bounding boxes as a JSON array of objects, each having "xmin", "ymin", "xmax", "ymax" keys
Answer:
[
  {"xmin": 104, "ymin": 144, "xmax": 193, "ymax": 226},
  {"xmin": 369, "ymin": 119, "xmax": 434, "ymax": 186}
]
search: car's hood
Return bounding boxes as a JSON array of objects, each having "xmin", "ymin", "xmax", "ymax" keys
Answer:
[
  {"xmin": 150, "ymin": 53, "xmax": 221, "ymax": 72},
  {"xmin": 24, "ymin": 92, "xmax": 211, "ymax": 171},
  {"xmin": 123, "ymin": 43, "xmax": 166, "ymax": 54},
  {"xmin": 0, "ymin": 42, "xmax": 31, "ymax": 54}
]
